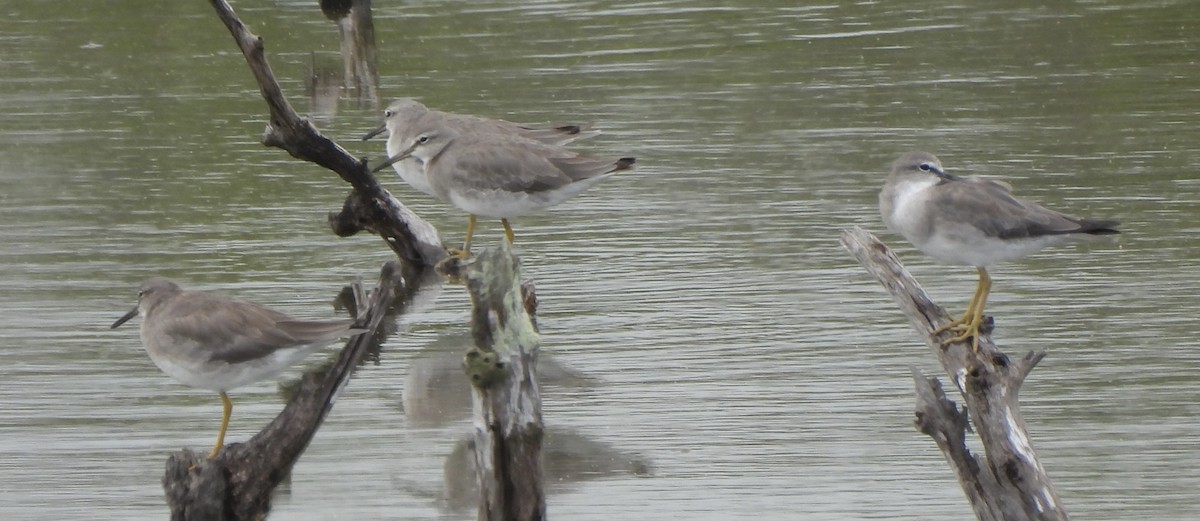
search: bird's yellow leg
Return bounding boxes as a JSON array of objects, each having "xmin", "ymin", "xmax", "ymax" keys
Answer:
[
  {"xmin": 208, "ymin": 392, "xmax": 232, "ymax": 459},
  {"xmin": 935, "ymin": 273, "xmax": 984, "ymax": 335},
  {"xmin": 501, "ymin": 219, "xmax": 515, "ymax": 244},
  {"xmin": 447, "ymin": 215, "xmax": 477, "ymax": 259},
  {"xmin": 940, "ymin": 268, "xmax": 992, "ymax": 350}
]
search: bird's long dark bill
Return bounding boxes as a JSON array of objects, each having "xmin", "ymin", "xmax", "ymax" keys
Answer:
[
  {"xmin": 370, "ymin": 147, "xmax": 416, "ymax": 174},
  {"xmin": 361, "ymin": 123, "xmax": 387, "ymax": 141},
  {"xmin": 111, "ymin": 306, "xmax": 139, "ymax": 329}
]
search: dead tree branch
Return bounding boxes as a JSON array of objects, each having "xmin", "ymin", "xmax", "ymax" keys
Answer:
[
  {"xmin": 162, "ymin": 263, "xmax": 401, "ymax": 521},
  {"xmin": 208, "ymin": 0, "xmax": 445, "ymax": 267},
  {"xmin": 840, "ymin": 226, "xmax": 1068, "ymax": 521}
]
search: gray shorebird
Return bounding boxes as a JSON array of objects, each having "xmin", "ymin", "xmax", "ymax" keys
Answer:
[
  {"xmin": 879, "ymin": 151, "xmax": 1119, "ymax": 350},
  {"xmin": 362, "ymin": 98, "xmax": 599, "ymax": 198},
  {"xmin": 111, "ymin": 278, "xmax": 366, "ymax": 458},
  {"xmin": 372, "ymin": 120, "xmax": 635, "ymax": 257}
]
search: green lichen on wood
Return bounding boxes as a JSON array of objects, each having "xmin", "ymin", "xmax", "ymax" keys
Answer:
[
  {"xmin": 462, "ymin": 241, "xmax": 540, "ymax": 390},
  {"xmin": 464, "ymin": 347, "xmax": 507, "ymax": 388}
]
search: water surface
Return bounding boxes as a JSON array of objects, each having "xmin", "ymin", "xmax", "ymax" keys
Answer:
[{"xmin": 1, "ymin": 1, "xmax": 1198, "ymax": 519}]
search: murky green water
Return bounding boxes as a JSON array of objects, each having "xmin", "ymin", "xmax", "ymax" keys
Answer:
[{"xmin": 2, "ymin": 1, "xmax": 1198, "ymax": 519}]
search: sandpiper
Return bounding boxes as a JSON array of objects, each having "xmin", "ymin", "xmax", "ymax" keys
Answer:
[
  {"xmin": 371, "ymin": 120, "xmax": 634, "ymax": 257},
  {"xmin": 879, "ymin": 151, "xmax": 1119, "ymax": 350},
  {"xmin": 111, "ymin": 278, "xmax": 366, "ymax": 458},
  {"xmin": 363, "ymin": 98, "xmax": 599, "ymax": 197}
]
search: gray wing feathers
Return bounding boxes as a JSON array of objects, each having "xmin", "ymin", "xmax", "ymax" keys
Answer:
[
  {"xmin": 445, "ymin": 142, "xmax": 574, "ymax": 193},
  {"xmin": 517, "ymin": 124, "xmax": 600, "ymax": 146},
  {"xmin": 935, "ymin": 177, "xmax": 1110, "ymax": 240},
  {"xmin": 276, "ymin": 319, "xmax": 364, "ymax": 344},
  {"xmin": 443, "ymin": 144, "xmax": 630, "ymax": 194},
  {"xmin": 155, "ymin": 295, "xmax": 354, "ymax": 365},
  {"xmin": 442, "ymin": 113, "xmax": 598, "ymax": 147},
  {"xmin": 549, "ymin": 155, "xmax": 628, "ymax": 183}
]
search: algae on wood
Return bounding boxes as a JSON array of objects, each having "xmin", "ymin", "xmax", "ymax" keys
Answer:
[{"xmin": 461, "ymin": 242, "xmax": 546, "ymax": 521}]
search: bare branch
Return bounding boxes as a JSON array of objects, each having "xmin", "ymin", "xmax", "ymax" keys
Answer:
[
  {"xmin": 207, "ymin": 0, "xmax": 445, "ymax": 266},
  {"xmin": 162, "ymin": 264, "xmax": 402, "ymax": 520},
  {"xmin": 841, "ymin": 226, "xmax": 1068, "ymax": 521}
]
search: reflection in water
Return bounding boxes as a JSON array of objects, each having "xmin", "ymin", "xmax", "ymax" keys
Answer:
[
  {"xmin": 306, "ymin": 55, "xmax": 345, "ymax": 124},
  {"xmin": 402, "ymin": 332, "xmax": 597, "ymax": 428},
  {"xmin": 398, "ymin": 330, "xmax": 648, "ymax": 516},
  {"xmin": 440, "ymin": 428, "xmax": 652, "ymax": 513}
]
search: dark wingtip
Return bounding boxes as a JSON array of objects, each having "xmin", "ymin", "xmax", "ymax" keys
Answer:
[
  {"xmin": 1080, "ymin": 219, "xmax": 1120, "ymax": 235},
  {"xmin": 616, "ymin": 157, "xmax": 636, "ymax": 170},
  {"xmin": 555, "ymin": 124, "xmax": 583, "ymax": 135}
]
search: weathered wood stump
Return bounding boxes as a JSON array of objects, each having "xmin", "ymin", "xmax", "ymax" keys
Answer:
[
  {"xmin": 840, "ymin": 226, "xmax": 1068, "ymax": 521},
  {"xmin": 458, "ymin": 243, "xmax": 546, "ymax": 521}
]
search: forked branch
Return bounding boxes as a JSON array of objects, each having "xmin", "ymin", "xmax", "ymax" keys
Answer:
[{"xmin": 840, "ymin": 226, "xmax": 1068, "ymax": 521}]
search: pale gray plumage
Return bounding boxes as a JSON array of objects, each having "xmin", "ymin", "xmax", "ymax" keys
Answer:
[
  {"xmin": 880, "ymin": 151, "xmax": 1119, "ymax": 268},
  {"xmin": 879, "ymin": 151, "xmax": 1118, "ymax": 350},
  {"xmin": 363, "ymin": 98, "xmax": 600, "ymax": 197},
  {"xmin": 371, "ymin": 118, "xmax": 634, "ymax": 254},
  {"xmin": 412, "ymin": 128, "xmax": 632, "ymax": 218},
  {"xmin": 111, "ymin": 278, "xmax": 365, "ymax": 457},
  {"xmin": 112, "ymin": 278, "xmax": 363, "ymax": 391}
]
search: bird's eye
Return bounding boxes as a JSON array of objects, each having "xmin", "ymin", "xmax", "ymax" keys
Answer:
[
  {"xmin": 919, "ymin": 162, "xmax": 935, "ymax": 172},
  {"xmin": 417, "ymin": 135, "xmax": 431, "ymax": 144},
  {"xmin": 384, "ymin": 110, "xmax": 393, "ymax": 117},
  {"xmin": 137, "ymin": 290, "xmax": 145, "ymax": 297}
]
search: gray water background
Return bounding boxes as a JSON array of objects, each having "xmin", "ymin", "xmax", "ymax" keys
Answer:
[{"xmin": 1, "ymin": 1, "xmax": 1198, "ymax": 519}]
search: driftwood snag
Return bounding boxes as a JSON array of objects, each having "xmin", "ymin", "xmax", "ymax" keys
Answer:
[
  {"xmin": 462, "ymin": 243, "xmax": 546, "ymax": 521},
  {"xmin": 208, "ymin": 0, "xmax": 445, "ymax": 268},
  {"xmin": 840, "ymin": 226, "xmax": 1068, "ymax": 521},
  {"xmin": 162, "ymin": 264, "xmax": 399, "ymax": 521}
]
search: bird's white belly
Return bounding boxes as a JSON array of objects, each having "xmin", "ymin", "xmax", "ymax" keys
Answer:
[
  {"xmin": 444, "ymin": 174, "xmax": 613, "ymax": 219},
  {"xmin": 447, "ymin": 189, "xmax": 549, "ymax": 218},
  {"xmin": 913, "ymin": 225, "xmax": 1065, "ymax": 267},
  {"xmin": 144, "ymin": 337, "xmax": 311, "ymax": 393}
]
